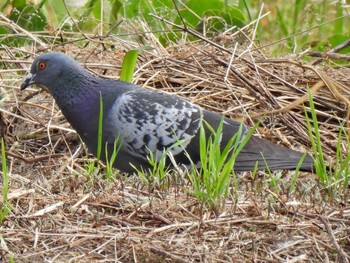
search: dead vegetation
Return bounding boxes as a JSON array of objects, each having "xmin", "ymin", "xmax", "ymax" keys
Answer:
[{"xmin": 0, "ymin": 27, "xmax": 350, "ymax": 262}]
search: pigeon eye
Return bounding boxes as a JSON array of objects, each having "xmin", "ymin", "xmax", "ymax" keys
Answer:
[{"xmin": 37, "ymin": 61, "xmax": 46, "ymax": 71}]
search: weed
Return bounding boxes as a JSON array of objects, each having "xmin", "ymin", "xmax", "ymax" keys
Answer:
[
  {"xmin": 305, "ymin": 87, "xmax": 350, "ymax": 196},
  {"xmin": 186, "ymin": 118, "xmax": 256, "ymax": 211},
  {"xmin": 0, "ymin": 138, "xmax": 10, "ymax": 224}
]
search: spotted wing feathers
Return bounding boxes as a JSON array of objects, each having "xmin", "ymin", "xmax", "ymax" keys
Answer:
[{"xmin": 104, "ymin": 89, "xmax": 202, "ymax": 163}]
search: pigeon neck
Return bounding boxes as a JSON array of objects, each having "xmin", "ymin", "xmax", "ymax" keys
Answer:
[
  {"xmin": 51, "ymin": 68, "xmax": 100, "ymax": 108},
  {"xmin": 50, "ymin": 68, "xmax": 102, "ymax": 142}
]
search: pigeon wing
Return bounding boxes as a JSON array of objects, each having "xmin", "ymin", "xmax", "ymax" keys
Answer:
[{"xmin": 103, "ymin": 89, "xmax": 203, "ymax": 163}]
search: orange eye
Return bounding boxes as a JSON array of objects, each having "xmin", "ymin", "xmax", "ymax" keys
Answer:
[{"xmin": 37, "ymin": 61, "xmax": 46, "ymax": 70}]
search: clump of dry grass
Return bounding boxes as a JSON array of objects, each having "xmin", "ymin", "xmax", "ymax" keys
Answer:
[{"xmin": 0, "ymin": 23, "xmax": 349, "ymax": 262}]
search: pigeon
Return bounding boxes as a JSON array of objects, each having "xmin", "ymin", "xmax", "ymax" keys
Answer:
[{"xmin": 20, "ymin": 52, "xmax": 314, "ymax": 173}]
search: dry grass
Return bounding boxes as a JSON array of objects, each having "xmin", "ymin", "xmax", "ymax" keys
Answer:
[{"xmin": 0, "ymin": 26, "xmax": 350, "ymax": 262}]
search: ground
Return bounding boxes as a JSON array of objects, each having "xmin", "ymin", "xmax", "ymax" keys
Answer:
[{"xmin": 0, "ymin": 33, "xmax": 350, "ymax": 262}]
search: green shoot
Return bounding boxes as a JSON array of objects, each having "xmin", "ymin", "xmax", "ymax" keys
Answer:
[
  {"xmin": 132, "ymin": 148, "xmax": 170, "ymax": 192},
  {"xmin": 96, "ymin": 92, "xmax": 103, "ymax": 163},
  {"xmin": 264, "ymin": 164, "xmax": 281, "ymax": 195},
  {"xmin": 84, "ymin": 92, "xmax": 103, "ymax": 183},
  {"xmin": 331, "ymin": 122, "xmax": 350, "ymax": 193},
  {"xmin": 132, "ymin": 139, "xmax": 186, "ymax": 192},
  {"xmin": 186, "ymin": 118, "xmax": 256, "ymax": 211},
  {"xmin": 0, "ymin": 138, "xmax": 10, "ymax": 224},
  {"xmin": 105, "ymin": 134, "xmax": 123, "ymax": 180},
  {"xmin": 303, "ymin": 87, "xmax": 350, "ymax": 195},
  {"xmin": 120, "ymin": 50, "xmax": 139, "ymax": 83},
  {"xmin": 304, "ymin": 88, "xmax": 328, "ymax": 184},
  {"xmin": 262, "ymin": 150, "xmax": 306, "ymax": 195},
  {"xmin": 288, "ymin": 153, "xmax": 307, "ymax": 193}
]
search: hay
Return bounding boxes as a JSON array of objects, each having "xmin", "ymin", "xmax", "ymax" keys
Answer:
[{"xmin": 0, "ymin": 23, "xmax": 349, "ymax": 262}]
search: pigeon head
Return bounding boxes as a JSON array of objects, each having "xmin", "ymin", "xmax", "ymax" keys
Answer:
[
  {"xmin": 20, "ymin": 52, "xmax": 97, "ymax": 108},
  {"xmin": 21, "ymin": 52, "xmax": 83, "ymax": 93}
]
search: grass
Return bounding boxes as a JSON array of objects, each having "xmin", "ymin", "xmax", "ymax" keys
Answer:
[
  {"xmin": 131, "ymin": 137, "xmax": 189, "ymax": 193},
  {"xmin": 305, "ymin": 87, "xmax": 350, "ymax": 196},
  {"xmin": 255, "ymin": 0, "xmax": 350, "ymax": 56},
  {"xmin": 305, "ymin": 88, "xmax": 328, "ymax": 183},
  {"xmin": 131, "ymin": 118, "xmax": 260, "ymax": 212},
  {"xmin": 96, "ymin": 93, "xmax": 104, "ymax": 165},
  {"xmin": 126, "ymin": 104, "xmax": 338, "ymax": 213},
  {"xmin": 186, "ymin": 119, "xmax": 253, "ymax": 211},
  {"xmin": 120, "ymin": 50, "xmax": 139, "ymax": 83},
  {"xmin": 132, "ymin": 148, "xmax": 172, "ymax": 192},
  {"xmin": 2, "ymin": 46, "xmax": 349, "ymax": 262},
  {"xmin": 1, "ymin": 2, "xmax": 349, "ymax": 260},
  {"xmin": 1, "ymin": 1, "xmax": 349, "ymax": 56},
  {"xmin": 288, "ymin": 153, "xmax": 308, "ymax": 193},
  {"xmin": 0, "ymin": 138, "xmax": 14, "ymax": 263},
  {"xmin": 334, "ymin": 126, "xmax": 350, "ymax": 190},
  {"xmin": 128, "ymin": 95, "xmax": 346, "ymax": 212},
  {"xmin": 104, "ymin": 134, "xmax": 123, "ymax": 180},
  {"xmin": 0, "ymin": 138, "xmax": 10, "ymax": 224},
  {"xmin": 84, "ymin": 93, "xmax": 124, "ymax": 182}
]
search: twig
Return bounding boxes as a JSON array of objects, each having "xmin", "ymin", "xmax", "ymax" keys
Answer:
[
  {"xmin": 7, "ymin": 152, "xmax": 65, "ymax": 163},
  {"xmin": 320, "ymin": 216, "xmax": 349, "ymax": 263},
  {"xmin": 308, "ymin": 51, "xmax": 350, "ymax": 61},
  {"xmin": 150, "ymin": 247, "xmax": 188, "ymax": 263},
  {"xmin": 0, "ymin": 13, "xmax": 47, "ymax": 49},
  {"xmin": 312, "ymin": 38, "xmax": 350, "ymax": 65}
]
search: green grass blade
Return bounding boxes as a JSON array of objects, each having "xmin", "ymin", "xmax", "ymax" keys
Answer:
[
  {"xmin": 105, "ymin": 134, "xmax": 123, "ymax": 180},
  {"xmin": 199, "ymin": 121, "xmax": 208, "ymax": 174},
  {"xmin": 96, "ymin": 93, "xmax": 104, "ymax": 162},
  {"xmin": 308, "ymin": 89, "xmax": 326, "ymax": 172},
  {"xmin": 289, "ymin": 153, "xmax": 306, "ymax": 193},
  {"xmin": 304, "ymin": 88, "xmax": 328, "ymax": 185},
  {"xmin": 239, "ymin": 0, "xmax": 252, "ymax": 21},
  {"xmin": 0, "ymin": 138, "xmax": 10, "ymax": 224},
  {"xmin": 120, "ymin": 50, "xmax": 139, "ymax": 83},
  {"xmin": 293, "ymin": 0, "xmax": 305, "ymax": 34},
  {"xmin": 276, "ymin": 7, "xmax": 289, "ymax": 36},
  {"xmin": 334, "ymin": 0, "xmax": 343, "ymax": 35}
]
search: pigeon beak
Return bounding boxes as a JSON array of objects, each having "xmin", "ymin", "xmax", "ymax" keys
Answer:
[{"xmin": 20, "ymin": 72, "xmax": 36, "ymax": 90}]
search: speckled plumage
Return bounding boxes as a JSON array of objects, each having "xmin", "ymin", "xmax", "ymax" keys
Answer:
[{"xmin": 21, "ymin": 52, "xmax": 315, "ymax": 173}]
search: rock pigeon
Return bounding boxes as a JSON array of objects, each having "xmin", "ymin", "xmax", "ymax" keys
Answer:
[{"xmin": 20, "ymin": 52, "xmax": 314, "ymax": 173}]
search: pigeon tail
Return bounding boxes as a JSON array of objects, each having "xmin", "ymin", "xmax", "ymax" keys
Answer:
[{"xmin": 235, "ymin": 135, "xmax": 314, "ymax": 172}]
